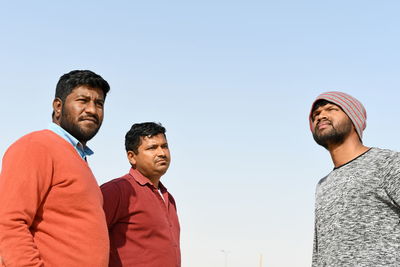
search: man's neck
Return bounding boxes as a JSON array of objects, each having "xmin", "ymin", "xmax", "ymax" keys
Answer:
[
  {"xmin": 137, "ymin": 169, "xmax": 161, "ymax": 189},
  {"xmin": 52, "ymin": 120, "xmax": 87, "ymax": 146},
  {"xmin": 150, "ymin": 177, "xmax": 161, "ymax": 189},
  {"xmin": 328, "ymin": 136, "xmax": 369, "ymax": 168}
]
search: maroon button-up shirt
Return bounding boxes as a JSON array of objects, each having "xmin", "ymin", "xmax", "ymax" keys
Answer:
[{"xmin": 101, "ymin": 168, "xmax": 180, "ymax": 267}]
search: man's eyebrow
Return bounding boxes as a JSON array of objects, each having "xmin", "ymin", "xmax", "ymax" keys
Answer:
[
  {"xmin": 75, "ymin": 94, "xmax": 91, "ymax": 98},
  {"xmin": 76, "ymin": 94, "xmax": 104, "ymax": 100},
  {"xmin": 311, "ymin": 108, "xmax": 322, "ymax": 119}
]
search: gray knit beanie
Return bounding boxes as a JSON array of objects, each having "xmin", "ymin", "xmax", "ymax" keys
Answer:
[{"xmin": 309, "ymin": 91, "xmax": 367, "ymax": 140}]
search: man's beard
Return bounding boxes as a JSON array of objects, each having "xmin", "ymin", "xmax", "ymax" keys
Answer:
[
  {"xmin": 312, "ymin": 118, "xmax": 353, "ymax": 149},
  {"xmin": 59, "ymin": 107, "xmax": 101, "ymax": 143}
]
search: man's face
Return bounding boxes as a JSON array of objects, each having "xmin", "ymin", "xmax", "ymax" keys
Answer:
[
  {"xmin": 311, "ymin": 103, "xmax": 353, "ymax": 148},
  {"xmin": 128, "ymin": 134, "xmax": 171, "ymax": 180},
  {"xmin": 57, "ymin": 86, "xmax": 105, "ymax": 144}
]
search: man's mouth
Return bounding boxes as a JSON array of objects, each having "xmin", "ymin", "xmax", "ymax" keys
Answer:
[
  {"xmin": 80, "ymin": 117, "xmax": 98, "ymax": 124},
  {"xmin": 316, "ymin": 120, "xmax": 331, "ymax": 131}
]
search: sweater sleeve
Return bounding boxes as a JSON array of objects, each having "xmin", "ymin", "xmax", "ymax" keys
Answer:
[
  {"xmin": 312, "ymin": 223, "xmax": 318, "ymax": 267},
  {"xmin": 311, "ymin": 185, "xmax": 319, "ymax": 267},
  {"xmin": 0, "ymin": 139, "xmax": 53, "ymax": 267},
  {"xmin": 382, "ymin": 152, "xmax": 400, "ymax": 206}
]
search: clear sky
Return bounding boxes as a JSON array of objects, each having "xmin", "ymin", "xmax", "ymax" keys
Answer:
[{"xmin": 1, "ymin": 1, "xmax": 400, "ymax": 266}]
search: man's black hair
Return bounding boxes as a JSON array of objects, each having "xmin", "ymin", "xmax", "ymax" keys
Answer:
[
  {"xmin": 311, "ymin": 99, "xmax": 333, "ymax": 114},
  {"xmin": 125, "ymin": 122, "xmax": 167, "ymax": 154},
  {"xmin": 55, "ymin": 70, "xmax": 110, "ymax": 102}
]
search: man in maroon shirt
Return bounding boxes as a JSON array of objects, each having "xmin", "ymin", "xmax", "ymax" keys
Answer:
[{"xmin": 101, "ymin": 122, "xmax": 180, "ymax": 267}]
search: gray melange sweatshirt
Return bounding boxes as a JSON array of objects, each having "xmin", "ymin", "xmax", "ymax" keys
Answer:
[{"xmin": 312, "ymin": 147, "xmax": 400, "ymax": 267}]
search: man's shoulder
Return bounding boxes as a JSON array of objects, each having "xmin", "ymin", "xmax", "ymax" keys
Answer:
[
  {"xmin": 317, "ymin": 148, "xmax": 400, "ymax": 186},
  {"xmin": 370, "ymin": 147, "xmax": 400, "ymax": 158},
  {"xmin": 317, "ymin": 175, "xmax": 329, "ymax": 187},
  {"xmin": 362, "ymin": 147, "xmax": 400, "ymax": 168},
  {"xmin": 12, "ymin": 130, "xmax": 60, "ymax": 146},
  {"xmin": 101, "ymin": 173, "xmax": 142, "ymax": 202},
  {"xmin": 102, "ymin": 175, "xmax": 129, "ymax": 185},
  {"xmin": 101, "ymin": 173, "xmax": 136, "ymax": 191},
  {"xmin": 5, "ymin": 130, "xmax": 61, "ymax": 153},
  {"xmin": 373, "ymin": 147, "xmax": 400, "ymax": 169}
]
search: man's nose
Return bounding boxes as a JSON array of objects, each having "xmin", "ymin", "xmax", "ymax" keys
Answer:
[
  {"xmin": 157, "ymin": 147, "xmax": 166, "ymax": 156},
  {"xmin": 85, "ymin": 101, "xmax": 97, "ymax": 114},
  {"xmin": 316, "ymin": 111, "xmax": 328, "ymax": 122}
]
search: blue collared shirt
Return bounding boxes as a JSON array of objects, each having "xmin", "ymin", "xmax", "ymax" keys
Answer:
[{"xmin": 47, "ymin": 122, "xmax": 94, "ymax": 160}]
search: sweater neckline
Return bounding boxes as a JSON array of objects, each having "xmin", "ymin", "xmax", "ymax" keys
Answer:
[{"xmin": 333, "ymin": 147, "xmax": 373, "ymax": 170}]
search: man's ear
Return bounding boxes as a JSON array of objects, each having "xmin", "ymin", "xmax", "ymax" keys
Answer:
[
  {"xmin": 127, "ymin": 151, "xmax": 137, "ymax": 167},
  {"xmin": 52, "ymin": 98, "xmax": 63, "ymax": 122}
]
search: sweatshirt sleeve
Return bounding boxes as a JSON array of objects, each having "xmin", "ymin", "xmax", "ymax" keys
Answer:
[{"xmin": 0, "ymin": 138, "xmax": 53, "ymax": 267}]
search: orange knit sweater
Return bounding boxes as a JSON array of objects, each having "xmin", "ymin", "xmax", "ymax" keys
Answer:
[{"xmin": 0, "ymin": 130, "xmax": 109, "ymax": 267}]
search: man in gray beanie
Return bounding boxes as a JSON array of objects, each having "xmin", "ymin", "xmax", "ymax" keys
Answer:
[{"xmin": 309, "ymin": 91, "xmax": 400, "ymax": 267}]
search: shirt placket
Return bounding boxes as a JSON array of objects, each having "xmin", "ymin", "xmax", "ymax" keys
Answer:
[{"xmin": 152, "ymin": 187, "xmax": 179, "ymax": 267}]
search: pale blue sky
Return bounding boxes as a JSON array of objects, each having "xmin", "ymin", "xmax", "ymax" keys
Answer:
[{"xmin": 1, "ymin": 1, "xmax": 400, "ymax": 266}]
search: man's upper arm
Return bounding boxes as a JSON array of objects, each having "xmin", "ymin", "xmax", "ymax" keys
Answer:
[
  {"xmin": 101, "ymin": 181, "xmax": 122, "ymax": 228},
  {"xmin": 383, "ymin": 153, "xmax": 400, "ymax": 205},
  {"xmin": 0, "ymin": 139, "xmax": 53, "ymax": 266}
]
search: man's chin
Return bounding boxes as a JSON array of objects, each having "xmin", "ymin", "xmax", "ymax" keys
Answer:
[
  {"xmin": 80, "ymin": 124, "xmax": 100, "ymax": 135},
  {"xmin": 78, "ymin": 120, "xmax": 100, "ymax": 131},
  {"xmin": 313, "ymin": 133, "xmax": 331, "ymax": 148},
  {"xmin": 314, "ymin": 127, "xmax": 333, "ymax": 136},
  {"xmin": 72, "ymin": 128, "xmax": 99, "ymax": 143},
  {"xmin": 156, "ymin": 167, "xmax": 169, "ymax": 176}
]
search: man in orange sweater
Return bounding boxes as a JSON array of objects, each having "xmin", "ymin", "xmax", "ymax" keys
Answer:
[{"xmin": 0, "ymin": 70, "xmax": 110, "ymax": 267}]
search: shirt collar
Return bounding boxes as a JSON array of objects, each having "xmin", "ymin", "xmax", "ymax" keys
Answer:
[
  {"xmin": 47, "ymin": 122, "xmax": 94, "ymax": 159},
  {"xmin": 129, "ymin": 168, "xmax": 167, "ymax": 191}
]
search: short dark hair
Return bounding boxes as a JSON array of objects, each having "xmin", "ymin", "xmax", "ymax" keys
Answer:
[
  {"xmin": 55, "ymin": 70, "xmax": 110, "ymax": 102},
  {"xmin": 311, "ymin": 99, "xmax": 333, "ymax": 114},
  {"xmin": 125, "ymin": 122, "xmax": 166, "ymax": 154}
]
